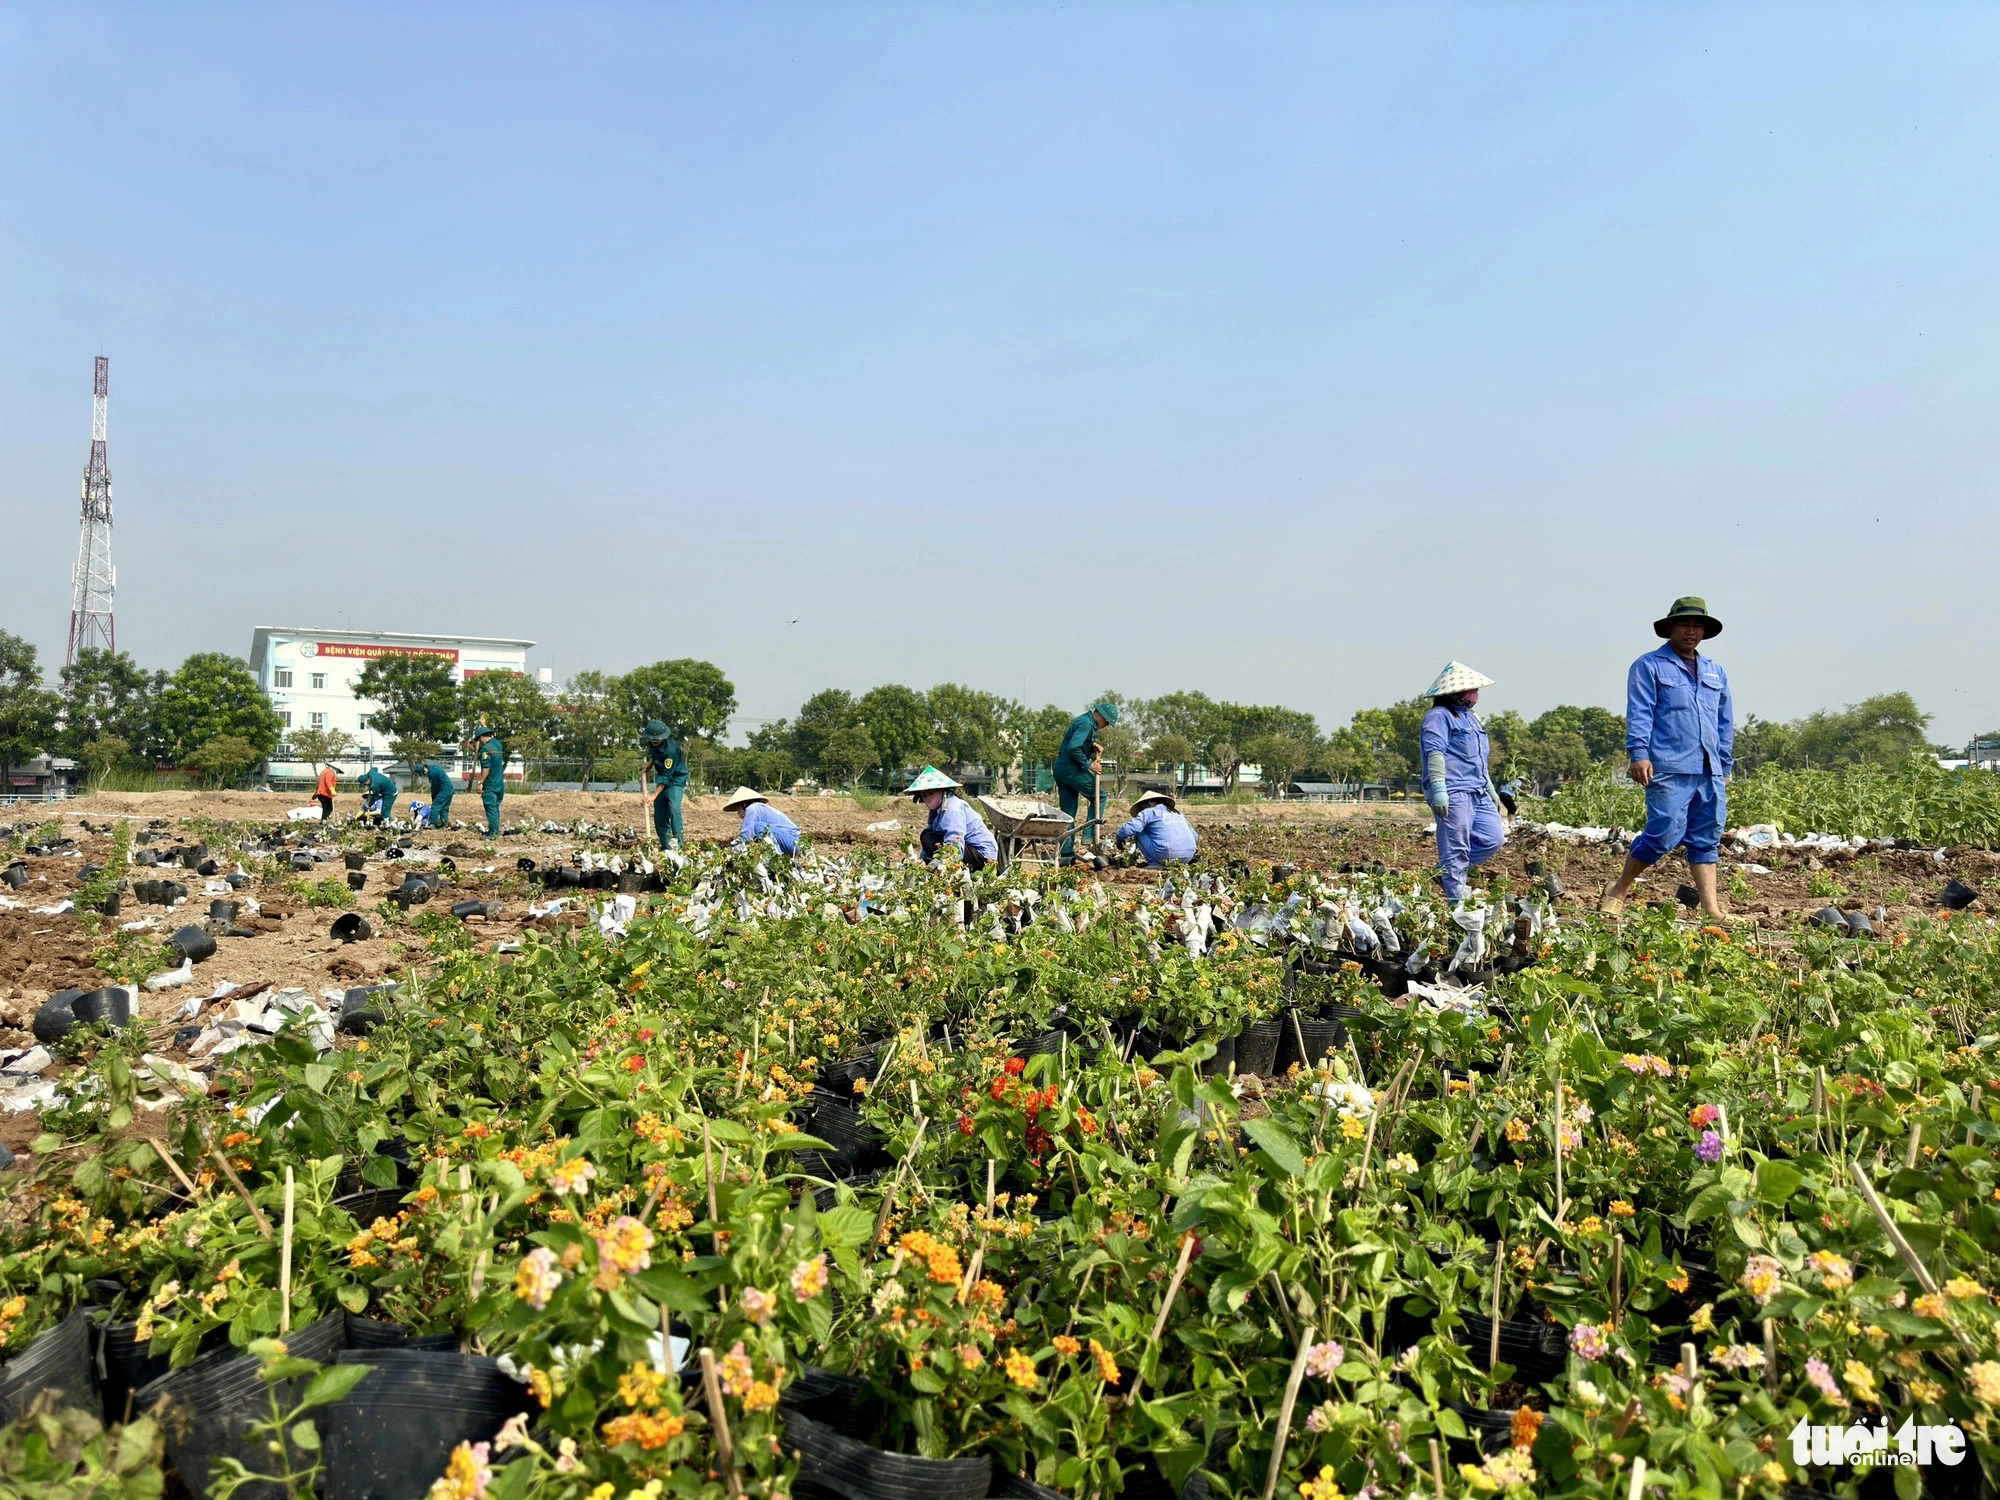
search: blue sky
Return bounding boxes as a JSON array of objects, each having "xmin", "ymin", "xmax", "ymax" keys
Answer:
[{"xmin": 3, "ymin": 4, "xmax": 1996, "ymax": 744}]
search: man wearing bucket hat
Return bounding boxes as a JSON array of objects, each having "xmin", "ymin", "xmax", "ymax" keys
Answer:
[
  {"xmin": 723, "ymin": 786, "xmax": 800, "ymax": 855},
  {"xmin": 1419, "ymin": 662, "xmax": 1508, "ymax": 903},
  {"xmin": 416, "ymin": 757, "xmax": 454, "ymax": 828},
  {"xmin": 1114, "ymin": 788, "xmax": 1199, "ymax": 867},
  {"xmin": 1054, "ymin": 701, "xmax": 1118, "ymax": 865},
  {"xmin": 358, "ymin": 764, "xmax": 400, "ymax": 826},
  {"xmin": 467, "ymin": 725, "xmax": 506, "ymax": 838},
  {"xmin": 1599, "ymin": 597, "xmax": 1735, "ymax": 920},
  {"xmin": 906, "ymin": 766, "xmax": 999, "ymax": 872},
  {"xmin": 640, "ymin": 720, "xmax": 689, "ymax": 851}
]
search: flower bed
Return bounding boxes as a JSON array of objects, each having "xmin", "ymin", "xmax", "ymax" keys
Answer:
[{"xmin": 4, "ymin": 836, "xmax": 1999, "ymax": 1500}]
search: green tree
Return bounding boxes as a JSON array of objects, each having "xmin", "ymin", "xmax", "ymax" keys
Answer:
[
  {"xmin": 927, "ymin": 683, "xmax": 1013, "ymax": 775},
  {"xmin": 56, "ymin": 647, "xmax": 152, "ymax": 754},
  {"xmin": 1012, "ymin": 703, "xmax": 1072, "ymax": 784},
  {"xmin": 1483, "ymin": 709, "xmax": 1531, "ymax": 779},
  {"xmin": 1792, "ymin": 693, "xmax": 1932, "ymax": 769},
  {"xmin": 551, "ymin": 670, "xmax": 626, "ymax": 787},
  {"xmin": 353, "ymin": 654, "xmax": 461, "ymax": 744},
  {"xmin": 289, "ymin": 726, "xmax": 354, "ymax": 772},
  {"xmin": 820, "ymin": 725, "xmax": 877, "ymax": 787},
  {"xmin": 1243, "ymin": 733, "xmax": 1311, "ymax": 797},
  {"xmin": 1145, "ymin": 691, "xmax": 1228, "ymax": 756},
  {"xmin": 183, "ymin": 734, "xmax": 262, "ymax": 788},
  {"xmin": 856, "ymin": 684, "xmax": 934, "ymax": 784},
  {"xmin": 1096, "ymin": 723, "xmax": 1142, "ymax": 794},
  {"xmin": 153, "ymin": 653, "xmax": 282, "ymax": 762},
  {"xmin": 1530, "ymin": 705, "xmax": 1627, "ymax": 762},
  {"xmin": 616, "ymin": 659, "xmax": 737, "ymax": 741},
  {"xmin": 459, "ymin": 672, "xmax": 555, "ymax": 759},
  {"xmin": 1210, "ymin": 741, "xmax": 1242, "ymax": 791},
  {"xmin": 1525, "ymin": 729, "xmax": 1592, "ymax": 786},
  {"xmin": 791, "ymin": 690, "xmax": 858, "ymax": 773},
  {"xmin": 0, "ymin": 632, "xmax": 57, "ymax": 795},
  {"xmin": 81, "ymin": 734, "xmax": 129, "ymax": 785},
  {"xmin": 1148, "ymin": 733, "xmax": 1195, "ymax": 790},
  {"xmin": 1345, "ymin": 699, "xmax": 1427, "ymax": 782}
]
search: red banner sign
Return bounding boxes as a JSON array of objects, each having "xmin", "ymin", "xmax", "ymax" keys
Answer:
[{"xmin": 313, "ymin": 643, "xmax": 460, "ymax": 663}]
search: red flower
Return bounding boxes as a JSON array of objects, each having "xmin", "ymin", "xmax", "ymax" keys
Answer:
[
  {"xmin": 1004, "ymin": 1057, "xmax": 1026, "ymax": 1076},
  {"xmin": 623, "ymin": 1055, "xmax": 644, "ymax": 1073},
  {"xmin": 637, "ymin": 1029, "xmax": 656, "ymax": 1043},
  {"xmin": 958, "ymin": 1115, "xmax": 975, "ymax": 1136},
  {"xmin": 990, "ymin": 1077, "xmax": 1010, "ymax": 1101}
]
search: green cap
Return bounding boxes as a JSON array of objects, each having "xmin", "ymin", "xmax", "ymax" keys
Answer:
[
  {"xmin": 904, "ymin": 765, "xmax": 961, "ymax": 796},
  {"xmin": 1092, "ymin": 700, "xmax": 1120, "ymax": 726},
  {"xmin": 642, "ymin": 719, "xmax": 671, "ymax": 743},
  {"xmin": 1653, "ymin": 597, "xmax": 1722, "ymax": 640}
]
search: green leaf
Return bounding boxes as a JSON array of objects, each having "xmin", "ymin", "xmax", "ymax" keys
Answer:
[
  {"xmin": 336, "ymin": 1285, "xmax": 369, "ymax": 1314},
  {"xmin": 771, "ymin": 1133, "xmax": 836, "ymax": 1152},
  {"xmin": 1754, "ymin": 1161, "xmax": 1804, "ymax": 1206},
  {"xmin": 1435, "ymin": 1407, "xmax": 1469, "ymax": 1440},
  {"xmin": 705, "ymin": 1118, "xmax": 752, "ymax": 1146},
  {"xmin": 303, "ymin": 1063, "xmax": 334, "ymax": 1094},
  {"xmin": 815, "ymin": 1205, "xmax": 875, "ymax": 1249},
  {"xmin": 29, "ymin": 1133, "xmax": 62, "ymax": 1155},
  {"xmin": 909, "ymin": 1366, "xmax": 946, "ymax": 1394},
  {"xmin": 289, "ymin": 1419, "xmax": 321, "ymax": 1453},
  {"xmin": 1239, "ymin": 1116, "xmax": 1306, "ymax": 1177},
  {"xmin": 301, "ymin": 1362, "xmax": 372, "ymax": 1409}
]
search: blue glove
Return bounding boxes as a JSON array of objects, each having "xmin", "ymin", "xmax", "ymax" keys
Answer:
[{"xmin": 1427, "ymin": 781, "xmax": 1450, "ymax": 817}]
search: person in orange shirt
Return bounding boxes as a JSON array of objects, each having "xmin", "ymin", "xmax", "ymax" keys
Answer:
[{"xmin": 315, "ymin": 763, "xmax": 340, "ymax": 821}]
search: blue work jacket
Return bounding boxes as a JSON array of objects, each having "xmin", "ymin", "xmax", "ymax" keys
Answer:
[
  {"xmin": 1419, "ymin": 705, "xmax": 1492, "ymax": 793},
  {"xmin": 735, "ymin": 801, "xmax": 800, "ymax": 855},
  {"xmin": 1115, "ymin": 805, "xmax": 1199, "ymax": 865},
  {"xmin": 1626, "ymin": 643, "xmax": 1733, "ymax": 777},
  {"xmin": 928, "ymin": 796, "xmax": 999, "ymax": 861}
]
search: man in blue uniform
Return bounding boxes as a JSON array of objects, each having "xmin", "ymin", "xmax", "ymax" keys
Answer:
[
  {"xmin": 641, "ymin": 719, "xmax": 688, "ymax": 850},
  {"xmin": 723, "ymin": 786, "xmax": 801, "ymax": 855},
  {"xmin": 468, "ymin": 725, "xmax": 506, "ymax": 838},
  {"xmin": 1419, "ymin": 662, "xmax": 1507, "ymax": 903},
  {"xmin": 907, "ymin": 766, "xmax": 999, "ymax": 872},
  {"xmin": 1599, "ymin": 597, "xmax": 1735, "ymax": 921},
  {"xmin": 416, "ymin": 758, "xmax": 454, "ymax": 828},
  {"xmin": 357, "ymin": 765, "xmax": 399, "ymax": 825},
  {"xmin": 1114, "ymin": 789, "xmax": 1198, "ymax": 866},
  {"xmin": 1053, "ymin": 701, "xmax": 1117, "ymax": 865}
]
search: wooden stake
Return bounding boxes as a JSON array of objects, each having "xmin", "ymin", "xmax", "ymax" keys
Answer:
[
  {"xmin": 203, "ymin": 1130, "xmax": 273, "ymax": 1239},
  {"xmin": 1126, "ymin": 1231, "xmax": 1198, "ymax": 1404},
  {"xmin": 1762, "ymin": 1319, "xmax": 1777, "ymax": 1395},
  {"xmin": 1554, "ymin": 1077, "xmax": 1566, "ymax": 1224},
  {"xmin": 1848, "ymin": 1159, "xmax": 1940, "ymax": 1294},
  {"xmin": 1628, "ymin": 1455, "xmax": 1647, "ymax": 1500},
  {"xmin": 1428, "ymin": 1438, "xmax": 1446, "ymax": 1500},
  {"xmin": 1267, "ymin": 1272, "xmax": 1299, "ymax": 1345},
  {"xmin": 279, "ymin": 1167, "xmax": 295, "ymax": 1335},
  {"xmin": 869, "ymin": 1117, "xmax": 928, "ymax": 1251},
  {"xmin": 697, "ymin": 1347, "xmax": 744, "ymax": 1499},
  {"xmin": 149, "ymin": 1135, "xmax": 200, "ymax": 1199},
  {"xmin": 702, "ymin": 1121, "xmax": 719, "ymax": 1227},
  {"xmin": 1611, "ymin": 1234, "xmax": 1624, "ymax": 1328},
  {"xmin": 1261, "ymin": 1325, "xmax": 1317, "ymax": 1500},
  {"xmin": 1905, "ymin": 1123, "xmax": 1922, "ymax": 1170}
]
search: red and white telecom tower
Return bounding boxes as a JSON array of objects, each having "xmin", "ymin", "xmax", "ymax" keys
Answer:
[{"xmin": 66, "ymin": 356, "xmax": 116, "ymax": 666}]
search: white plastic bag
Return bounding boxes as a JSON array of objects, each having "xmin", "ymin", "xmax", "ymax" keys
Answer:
[{"xmin": 1447, "ymin": 903, "xmax": 1488, "ymax": 974}]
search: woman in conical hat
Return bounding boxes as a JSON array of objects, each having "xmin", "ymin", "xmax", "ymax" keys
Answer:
[
  {"xmin": 904, "ymin": 766, "xmax": 999, "ymax": 873},
  {"xmin": 1418, "ymin": 662, "xmax": 1506, "ymax": 903},
  {"xmin": 722, "ymin": 786, "xmax": 800, "ymax": 856}
]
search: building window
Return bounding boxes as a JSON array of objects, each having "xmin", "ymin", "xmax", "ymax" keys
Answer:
[
  {"xmin": 309, "ymin": 712, "xmax": 327, "ymax": 730},
  {"xmin": 274, "ymin": 669, "xmax": 293, "ymax": 688},
  {"xmin": 310, "ymin": 672, "xmax": 327, "ymax": 690},
  {"xmin": 358, "ymin": 715, "xmax": 371, "ymax": 731},
  {"xmin": 278, "ymin": 711, "xmax": 292, "ymax": 729}
]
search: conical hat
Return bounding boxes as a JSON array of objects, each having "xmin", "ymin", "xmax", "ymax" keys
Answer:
[
  {"xmin": 721, "ymin": 786, "xmax": 767, "ymax": 811},
  {"xmin": 1131, "ymin": 789, "xmax": 1176, "ymax": 812},
  {"xmin": 904, "ymin": 765, "xmax": 961, "ymax": 795},
  {"xmin": 1423, "ymin": 662, "xmax": 1494, "ymax": 699}
]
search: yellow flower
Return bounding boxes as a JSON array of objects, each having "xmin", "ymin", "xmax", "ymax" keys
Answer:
[
  {"xmin": 1340, "ymin": 1116, "xmax": 1365, "ymax": 1141},
  {"xmin": 1505, "ymin": 1119, "xmax": 1530, "ymax": 1143},
  {"xmin": 1807, "ymin": 1251, "xmax": 1853, "ymax": 1293},
  {"xmin": 618, "ymin": 1362, "xmax": 670, "ymax": 1410},
  {"xmin": 1909, "ymin": 1377, "xmax": 1945, "ymax": 1404},
  {"xmin": 1913, "ymin": 1294, "xmax": 1947, "ymax": 1320},
  {"xmin": 1090, "ymin": 1339, "xmax": 1120, "ymax": 1385},
  {"xmin": 1299, "ymin": 1466, "xmax": 1344, "ymax": 1500},
  {"xmin": 1052, "ymin": 1335, "xmax": 1081, "ymax": 1357},
  {"xmin": 1003, "ymin": 1350, "xmax": 1039, "ymax": 1390},
  {"xmin": 1968, "ymin": 1362, "xmax": 2000, "ymax": 1407},
  {"xmin": 1759, "ymin": 1462, "xmax": 1788, "ymax": 1485},
  {"xmin": 1945, "ymin": 1276, "xmax": 1987, "ymax": 1301},
  {"xmin": 601, "ymin": 1410, "xmax": 685, "ymax": 1450},
  {"xmin": 1690, "ymin": 1304, "xmax": 1715, "ymax": 1333},
  {"xmin": 1609, "ymin": 1201, "xmax": 1635, "ymax": 1218}
]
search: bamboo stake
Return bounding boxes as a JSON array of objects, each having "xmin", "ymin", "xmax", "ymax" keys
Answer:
[
  {"xmin": 149, "ymin": 1136, "xmax": 201, "ymax": 1199},
  {"xmin": 1905, "ymin": 1123, "xmax": 1922, "ymax": 1170},
  {"xmin": 203, "ymin": 1130, "xmax": 273, "ymax": 1239},
  {"xmin": 279, "ymin": 1167, "xmax": 295, "ymax": 1335},
  {"xmin": 1762, "ymin": 1319, "xmax": 1778, "ymax": 1395},
  {"xmin": 1611, "ymin": 1234, "xmax": 1624, "ymax": 1328},
  {"xmin": 703, "ymin": 1122, "xmax": 719, "ymax": 1229},
  {"xmin": 1489, "ymin": 1241, "xmax": 1504, "ymax": 1371},
  {"xmin": 697, "ymin": 1347, "xmax": 744, "ymax": 1499},
  {"xmin": 1847, "ymin": 1160, "xmax": 1978, "ymax": 1353},
  {"xmin": 1267, "ymin": 1272, "xmax": 1299, "ymax": 1345},
  {"xmin": 869, "ymin": 1117, "xmax": 928, "ymax": 1252},
  {"xmin": 1554, "ymin": 1077, "xmax": 1566, "ymax": 1224},
  {"xmin": 1428, "ymin": 1438, "xmax": 1446, "ymax": 1500},
  {"xmin": 1628, "ymin": 1455, "xmax": 1647, "ymax": 1500},
  {"xmin": 1126, "ymin": 1231, "xmax": 1198, "ymax": 1405},
  {"xmin": 1261, "ymin": 1325, "xmax": 1318, "ymax": 1500}
]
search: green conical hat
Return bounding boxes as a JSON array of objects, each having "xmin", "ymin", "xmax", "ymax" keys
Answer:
[{"xmin": 904, "ymin": 766, "xmax": 961, "ymax": 795}]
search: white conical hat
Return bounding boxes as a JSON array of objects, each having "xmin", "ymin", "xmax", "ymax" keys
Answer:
[
  {"xmin": 904, "ymin": 765, "xmax": 961, "ymax": 795},
  {"xmin": 1424, "ymin": 661, "xmax": 1494, "ymax": 698},
  {"xmin": 721, "ymin": 786, "xmax": 768, "ymax": 810}
]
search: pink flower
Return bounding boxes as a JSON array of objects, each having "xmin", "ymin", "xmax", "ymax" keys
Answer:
[
  {"xmin": 1305, "ymin": 1341, "xmax": 1345, "ymax": 1379},
  {"xmin": 1805, "ymin": 1356, "xmax": 1846, "ymax": 1406},
  {"xmin": 1569, "ymin": 1323, "xmax": 1610, "ymax": 1361},
  {"xmin": 790, "ymin": 1255, "xmax": 829, "ymax": 1301},
  {"xmin": 1688, "ymin": 1103, "xmax": 1720, "ymax": 1129},
  {"xmin": 742, "ymin": 1287, "xmax": 777, "ymax": 1326}
]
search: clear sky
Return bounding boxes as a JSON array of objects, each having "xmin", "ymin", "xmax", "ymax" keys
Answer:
[{"xmin": 3, "ymin": 4, "xmax": 1996, "ymax": 745}]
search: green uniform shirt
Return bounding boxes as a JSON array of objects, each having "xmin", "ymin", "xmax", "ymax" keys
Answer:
[
  {"xmin": 648, "ymin": 736, "xmax": 689, "ymax": 789},
  {"xmin": 1054, "ymin": 712, "xmax": 1100, "ymax": 787},
  {"xmin": 479, "ymin": 738, "xmax": 506, "ymax": 791}
]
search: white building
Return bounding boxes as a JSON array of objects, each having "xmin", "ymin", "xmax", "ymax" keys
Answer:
[{"xmin": 248, "ymin": 626, "xmax": 538, "ymax": 782}]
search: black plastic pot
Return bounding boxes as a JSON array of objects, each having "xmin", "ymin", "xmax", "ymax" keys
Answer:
[
  {"xmin": 807, "ymin": 1091, "xmax": 889, "ymax": 1173},
  {"xmin": 1236, "ymin": 1018, "xmax": 1284, "ymax": 1077},
  {"xmin": 331, "ymin": 913, "xmax": 373, "ymax": 943},
  {"xmin": 1845, "ymin": 910, "xmax": 1873, "ymax": 938},
  {"xmin": 990, "ymin": 1473, "xmax": 1066, "ymax": 1500},
  {"xmin": 1274, "ymin": 1016, "xmax": 1349, "ymax": 1075},
  {"xmin": 783, "ymin": 1409, "xmax": 992, "ymax": 1500},
  {"xmin": 1453, "ymin": 1312, "xmax": 1567, "ymax": 1383},
  {"xmin": 779, "ymin": 1365, "xmax": 873, "ymax": 1439},
  {"xmin": 0, "ymin": 863, "xmax": 27, "ymax": 889},
  {"xmin": 1197, "ymin": 1035, "xmax": 1235, "ymax": 1078},
  {"xmin": 341, "ymin": 1313, "xmax": 456, "ymax": 1352},
  {"xmin": 96, "ymin": 1318, "xmax": 228, "ymax": 1426},
  {"xmin": 1118, "ymin": 1456, "xmax": 1210, "ymax": 1500},
  {"xmin": 1940, "ymin": 879, "xmax": 1980, "ymax": 911},
  {"xmin": 321, "ymin": 1349, "xmax": 528, "ymax": 1500},
  {"xmin": 139, "ymin": 1311, "xmax": 347, "ymax": 1499},
  {"xmin": 168, "ymin": 925, "xmax": 217, "ymax": 964},
  {"xmin": 71, "ymin": 987, "xmax": 132, "ymax": 1028},
  {"xmin": 99, "ymin": 889, "xmax": 122, "ymax": 917},
  {"xmin": 209, "ymin": 899, "xmax": 240, "ymax": 925},
  {"xmin": 133, "ymin": 849, "xmax": 160, "ymax": 868},
  {"xmin": 346, "ymin": 870, "xmax": 367, "ymax": 892},
  {"xmin": 33, "ymin": 990, "xmax": 84, "ymax": 1046},
  {"xmin": 1443, "ymin": 1402, "xmax": 1520, "ymax": 1459},
  {"xmin": 335, "ymin": 1186, "xmax": 412, "ymax": 1229},
  {"xmin": 344, "ymin": 853, "xmax": 367, "ymax": 871},
  {"xmin": 196, "ymin": 859, "xmax": 219, "ymax": 876},
  {"xmin": 816, "ymin": 1049, "xmax": 883, "ymax": 1095},
  {"xmin": 451, "ymin": 900, "xmax": 500, "ymax": 920},
  {"xmin": 227, "ymin": 873, "xmax": 252, "ymax": 890},
  {"xmin": 0, "ymin": 1308, "xmax": 98, "ymax": 1422}
]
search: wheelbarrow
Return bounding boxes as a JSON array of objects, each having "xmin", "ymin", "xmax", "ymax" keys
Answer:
[{"xmin": 976, "ymin": 797, "xmax": 1073, "ymax": 874}]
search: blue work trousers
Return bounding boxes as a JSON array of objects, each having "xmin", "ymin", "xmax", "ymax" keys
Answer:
[
  {"xmin": 1629, "ymin": 772, "xmax": 1726, "ymax": 866},
  {"xmin": 1057, "ymin": 779, "xmax": 1100, "ymax": 862},
  {"xmin": 1436, "ymin": 790, "xmax": 1505, "ymax": 901}
]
